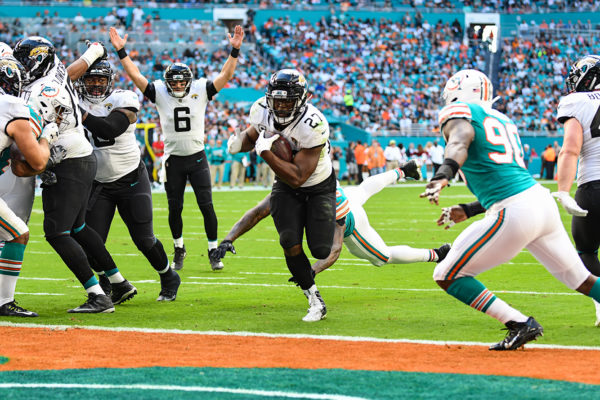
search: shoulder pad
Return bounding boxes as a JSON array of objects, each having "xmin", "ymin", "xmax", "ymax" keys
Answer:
[
  {"xmin": 438, "ymin": 102, "xmax": 472, "ymax": 127},
  {"xmin": 249, "ymin": 96, "xmax": 268, "ymax": 126}
]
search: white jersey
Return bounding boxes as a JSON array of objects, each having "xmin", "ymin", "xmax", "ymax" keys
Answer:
[
  {"xmin": 557, "ymin": 91, "xmax": 600, "ymax": 185},
  {"xmin": 249, "ymin": 96, "xmax": 332, "ymax": 187},
  {"xmin": 81, "ymin": 89, "xmax": 141, "ymax": 183},
  {"xmin": 152, "ymin": 79, "xmax": 209, "ymax": 157},
  {"xmin": 0, "ymin": 95, "xmax": 32, "ymax": 175},
  {"xmin": 21, "ymin": 55, "xmax": 92, "ymax": 159}
]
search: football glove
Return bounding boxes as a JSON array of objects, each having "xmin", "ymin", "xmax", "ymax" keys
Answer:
[
  {"xmin": 227, "ymin": 129, "xmax": 243, "ymax": 154},
  {"xmin": 46, "ymin": 144, "xmax": 66, "ymax": 169},
  {"xmin": 552, "ymin": 191, "xmax": 588, "ymax": 217},
  {"xmin": 40, "ymin": 170, "xmax": 57, "ymax": 186},
  {"xmin": 81, "ymin": 40, "xmax": 108, "ymax": 66},
  {"xmin": 40, "ymin": 122, "xmax": 60, "ymax": 145},
  {"xmin": 255, "ymin": 131, "xmax": 280, "ymax": 156},
  {"xmin": 214, "ymin": 240, "xmax": 236, "ymax": 261}
]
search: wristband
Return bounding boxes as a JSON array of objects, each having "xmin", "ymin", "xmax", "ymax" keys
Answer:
[
  {"xmin": 459, "ymin": 201, "xmax": 486, "ymax": 218},
  {"xmin": 431, "ymin": 158, "xmax": 459, "ymax": 181},
  {"xmin": 230, "ymin": 47, "xmax": 240, "ymax": 58},
  {"xmin": 117, "ymin": 48, "xmax": 128, "ymax": 59}
]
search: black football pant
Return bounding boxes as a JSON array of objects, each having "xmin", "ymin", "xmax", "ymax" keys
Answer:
[
  {"xmin": 43, "ymin": 154, "xmax": 117, "ymax": 287},
  {"xmin": 164, "ymin": 150, "xmax": 217, "ymax": 242},
  {"xmin": 86, "ymin": 162, "xmax": 168, "ymax": 273},
  {"xmin": 573, "ymin": 180, "xmax": 600, "ymax": 277},
  {"xmin": 270, "ymin": 171, "xmax": 336, "ymax": 290}
]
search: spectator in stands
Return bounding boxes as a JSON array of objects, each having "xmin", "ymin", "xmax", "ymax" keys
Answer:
[
  {"xmin": 354, "ymin": 140, "xmax": 366, "ymax": 184},
  {"xmin": 343, "ymin": 88, "xmax": 354, "ymax": 114},
  {"xmin": 383, "ymin": 140, "xmax": 402, "ymax": 172},
  {"xmin": 428, "ymin": 140, "xmax": 445, "ymax": 175},
  {"xmin": 345, "ymin": 142, "xmax": 358, "ymax": 185},
  {"xmin": 132, "ymin": 6, "xmax": 144, "ymax": 27},
  {"xmin": 523, "ymin": 143, "xmax": 531, "ymax": 169},
  {"xmin": 366, "ymin": 140, "xmax": 385, "ymax": 176}
]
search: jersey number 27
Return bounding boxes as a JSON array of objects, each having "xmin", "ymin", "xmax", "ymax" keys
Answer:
[{"xmin": 484, "ymin": 117, "xmax": 526, "ymax": 168}]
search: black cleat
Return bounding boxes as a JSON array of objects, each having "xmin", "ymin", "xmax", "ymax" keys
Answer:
[
  {"xmin": 98, "ymin": 273, "xmax": 112, "ymax": 297},
  {"xmin": 172, "ymin": 245, "xmax": 187, "ymax": 271},
  {"xmin": 0, "ymin": 301, "xmax": 38, "ymax": 317},
  {"xmin": 208, "ymin": 248, "xmax": 224, "ymax": 271},
  {"xmin": 434, "ymin": 243, "xmax": 451, "ymax": 263},
  {"xmin": 489, "ymin": 316, "xmax": 543, "ymax": 350},
  {"xmin": 400, "ymin": 159, "xmax": 422, "ymax": 180},
  {"xmin": 110, "ymin": 280, "xmax": 137, "ymax": 305},
  {"xmin": 68, "ymin": 293, "xmax": 115, "ymax": 313},
  {"xmin": 157, "ymin": 269, "xmax": 181, "ymax": 302}
]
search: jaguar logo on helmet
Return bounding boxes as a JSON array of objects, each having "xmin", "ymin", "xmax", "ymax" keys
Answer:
[
  {"xmin": 29, "ymin": 47, "xmax": 48, "ymax": 59},
  {"xmin": 566, "ymin": 55, "xmax": 600, "ymax": 93}
]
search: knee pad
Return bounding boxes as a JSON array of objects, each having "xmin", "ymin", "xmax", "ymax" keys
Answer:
[
  {"xmin": 131, "ymin": 193, "xmax": 153, "ymax": 224},
  {"xmin": 135, "ymin": 235, "xmax": 157, "ymax": 253},
  {"xmin": 279, "ymin": 230, "xmax": 300, "ymax": 250},
  {"xmin": 309, "ymin": 244, "xmax": 332, "ymax": 260}
]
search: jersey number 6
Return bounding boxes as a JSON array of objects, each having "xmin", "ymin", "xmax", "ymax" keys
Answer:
[{"xmin": 174, "ymin": 107, "xmax": 191, "ymax": 132}]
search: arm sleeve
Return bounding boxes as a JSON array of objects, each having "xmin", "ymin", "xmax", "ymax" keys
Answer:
[
  {"xmin": 459, "ymin": 201, "xmax": 486, "ymax": 218},
  {"xmin": 82, "ymin": 110, "xmax": 132, "ymax": 140},
  {"xmin": 143, "ymin": 82, "xmax": 157, "ymax": 103},
  {"xmin": 206, "ymin": 80, "xmax": 217, "ymax": 101}
]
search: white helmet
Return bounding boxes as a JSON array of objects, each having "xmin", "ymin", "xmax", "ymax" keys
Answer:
[
  {"xmin": 0, "ymin": 42, "xmax": 13, "ymax": 57},
  {"xmin": 30, "ymin": 83, "xmax": 73, "ymax": 130},
  {"xmin": 442, "ymin": 69, "xmax": 494, "ymax": 107}
]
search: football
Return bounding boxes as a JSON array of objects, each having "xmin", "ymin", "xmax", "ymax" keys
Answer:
[{"xmin": 270, "ymin": 136, "xmax": 293, "ymax": 162}]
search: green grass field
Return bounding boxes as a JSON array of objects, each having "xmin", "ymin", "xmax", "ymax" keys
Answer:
[{"xmin": 9, "ymin": 180, "xmax": 600, "ymax": 347}]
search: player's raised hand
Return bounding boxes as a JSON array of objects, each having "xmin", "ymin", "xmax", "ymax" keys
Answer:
[
  {"xmin": 228, "ymin": 25, "xmax": 244, "ymax": 49},
  {"xmin": 420, "ymin": 178, "xmax": 448, "ymax": 205},
  {"xmin": 437, "ymin": 205, "xmax": 468, "ymax": 230},
  {"xmin": 227, "ymin": 128, "xmax": 243, "ymax": 154},
  {"xmin": 109, "ymin": 27, "xmax": 128, "ymax": 50}
]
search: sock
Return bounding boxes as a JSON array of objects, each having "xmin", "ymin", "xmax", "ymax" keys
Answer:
[
  {"xmin": 72, "ymin": 225, "xmax": 119, "ymax": 273},
  {"xmin": 579, "ymin": 251, "xmax": 600, "ymax": 276},
  {"xmin": 83, "ymin": 276, "xmax": 104, "ymax": 296},
  {"xmin": 199, "ymin": 203, "xmax": 218, "ymax": 241},
  {"xmin": 394, "ymin": 167, "xmax": 405, "ymax": 180},
  {"xmin": 588, "ymin": 278, "xmax": 600, "ymax": 303},
  {"xmin": 158, "ymin": 263, "xmax": 171, "ymax": 274},
  {"xmin": 105, "ymin": 268, "xmax": 125, "ymax": 284},
  {"xmin": 446, "ymin": 277, "xmax": 527, "ymax": 324},
  {"xmin": 285, "ymin": 251, "xmax": 314, "ymax": 290},
  {"xmin": 0, "ymin": 242, "xmax": 25, "ymax": 306},
  {"xmin": 142, "ymin": 239, "xmax": 169, "ymax": 273},
  {"xmin": 208, "ymin": 240, "xmax": 218, "ymax": 250},
  {"xmin": 173, "ymin": 237, "xmax": 184, "ymax": 248},
  {"xmin": 388, "ymin": 246, "xmax": 432, "ymax": 264}
]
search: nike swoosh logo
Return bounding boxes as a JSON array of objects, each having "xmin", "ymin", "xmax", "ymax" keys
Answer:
[
  {"xmin": 197, "ymin": 157, "xmax": 204, "ymax": 163},
  {"xmin": 130, "ymin": 182, "xmax": 139, "ymax": 187}
]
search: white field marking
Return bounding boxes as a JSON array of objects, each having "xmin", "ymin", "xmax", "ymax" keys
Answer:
[
  {"xmin": 0, "ymin": 321, "xmax": 597, "ymax": 351},
  {"xmin": 14, "ymin": 292, "xmax": 64, "ymax": 296},
  {"xmin": 0, "ymin": 383, "xmax": 367, "ymax": 400},
  {"xmin": 18, "ymin": 277, "xmax": 68, "ymax": 281},
  {"xmin": 187, "ymin": 276, "xmax": 245, "ymax": 280},
  {"xmin": 238, "ymin": 272, "xmax": 291, "ymax": 276}
]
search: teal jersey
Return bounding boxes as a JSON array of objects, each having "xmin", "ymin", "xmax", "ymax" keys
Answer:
[
  {"xmin": 439, "ymin": 102, "xmax": 536, "ymax": 209},
  {"xmin": 336, "ymin": 186, "xmax": 353, "ymax": 237}
]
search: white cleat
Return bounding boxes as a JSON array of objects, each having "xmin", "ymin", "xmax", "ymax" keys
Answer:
[
  {"xmin": 593, "ymin": 300, "xmax": 600, "ymax": 327},
  {"xmin": 302, "ymin": 285, "xmax": 327, "ymax": 322}
]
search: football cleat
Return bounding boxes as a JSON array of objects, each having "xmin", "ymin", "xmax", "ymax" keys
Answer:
[
  {"xmin": 110, "ymin": 280, "xmax": 137, "ymax": 305},
  {"xmin": 68, "ymin": 293, "xmax": 115, "ymax": 314},
  {"xmin": 489, "ymin": 316, "xmax": 543, "ymax": 350},
  {"xmin": 400, "ymin": 160, "xmax": 421, "ymax": 181},
  {"xmin": 98, "ymin": 273, "xmax": 112, "ymax": 297},
  {"xmin": 302, "ymin": 287, "xmax": 327, "ymax": 322},
  {"xmin": 594, "ymin": 300, "xmax": 600, "ymax": 327},
  {"xmin": 172, "ymin": 245, "xmax": 186, "ymax": 271},
  {"xmin": 208, "ymin": 248, "xmax": 224, "ymax": 271},
  {"xmin": 434, "ymin": 243, "xmax": 451, "ymax": 263},
  {"xmin": 157, "ymin": 269, "xmax": 181, "ymax": 302},
  {"xmin": 0, "ymin": 301, "xmax": 38, "ymax": 317}
]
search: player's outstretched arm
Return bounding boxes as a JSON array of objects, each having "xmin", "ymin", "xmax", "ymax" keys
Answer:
[
  {"xmin": 312, "ymin": 223, "xmax": 345, "ymax": 274},
  {"xmin": 224, "ymin": 194, "xmax": 271, "ymax": 243},
  {"xmin": 109, "ymin": 27, "xmax": 149, "ymax": 93},
  {"xmin": 212, "ymin": 25, "xmax": 244, "ymax": 92},
  {"xmin": 421, "ymin": 119, "xmax": 474, "ymax": 205},
  {"xmin": 553, "ymin": 117, "xmax": 587, "ymax": 216},
  {"xmin": 67, "ymin": 41, "xmax": 107, "ymax": 81}
]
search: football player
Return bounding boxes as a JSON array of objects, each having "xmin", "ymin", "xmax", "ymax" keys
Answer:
[
  {"xmin": 228, "ymin": 69, "xmax": 336, "ymax": 322},
  {"xmin": 421, "ymin": 69, "xmax": 600, "ymax": 350},
  {"xmin": 213, "ymin": 162, "xmax": 450, "ymax": 276},
  {"xmin": 14, "ymin": 36, "xmax": 133, "ymax": 313},
  {"xmin": 72, "ymin": 58, "xmax": 181, "ymax": 302},
  {"xmin": 553, "ymin": 55, "xmax": 600, "ymax": 325},
  {"xmin": 0, "ymin": 56, "xmax": 54, "ymax": 317},
  {"xmin": 109, "ymin": 25, "xmax": 244, "ymax": 272}
]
